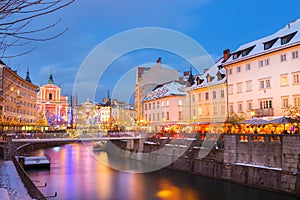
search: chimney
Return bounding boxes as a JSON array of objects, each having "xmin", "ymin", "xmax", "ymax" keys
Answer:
[
  {"xmin": 223, "ymin": 49, "xmax": 230, "ymax": 62},
  {"xmin": 156, "ymin": 57, "xmax": 161, "ymax": 64}
]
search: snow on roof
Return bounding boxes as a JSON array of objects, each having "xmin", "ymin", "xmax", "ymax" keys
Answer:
[
  {"xmin": 191, "ymin": 58, "xmax": 226, "ymax": 90},
  {"xmin": 225, "ymin": 19, "xmax": 300, "ymax": 63},
  {"xmin": 143, "ymin": 80, "xmax": 186, "ymax": 101}
]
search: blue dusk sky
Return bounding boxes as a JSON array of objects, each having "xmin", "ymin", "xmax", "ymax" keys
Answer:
[{"xmin": 2, "ymin": 0, "xmax": 300, "ymax": 104}]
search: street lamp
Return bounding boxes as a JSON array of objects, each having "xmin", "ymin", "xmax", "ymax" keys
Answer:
[{"xmin": 250, "ymin": 110, "xmax": 255, "ymax": 118}]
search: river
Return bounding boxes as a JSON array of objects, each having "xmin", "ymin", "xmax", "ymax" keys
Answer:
[{"xmin": 26, "ymin": 143, "xmax": 299, "ymax": 200}]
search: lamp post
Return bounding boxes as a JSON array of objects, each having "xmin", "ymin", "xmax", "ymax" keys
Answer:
[{"xmin": 250, "ymin": 110, "xmax": 255, "ymax": 119}]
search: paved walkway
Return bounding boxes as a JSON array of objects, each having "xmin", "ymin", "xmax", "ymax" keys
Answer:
[{"xmin": 0, "ymin": 161, "xmax": 33, "ymax": 200}]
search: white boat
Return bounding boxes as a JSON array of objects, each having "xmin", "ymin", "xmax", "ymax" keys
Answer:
[{"xmin": 16, "ymin": 156, "xmax": 51, "ymax": 169}]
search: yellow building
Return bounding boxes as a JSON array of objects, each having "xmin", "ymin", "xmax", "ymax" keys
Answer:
[
  {"xmin": 186, "ymin": 59, "xmax": 227, "ymax": 133},
  {"xmin": 0, "ymin": 61, "xmax": 38, "ymax": 132}
]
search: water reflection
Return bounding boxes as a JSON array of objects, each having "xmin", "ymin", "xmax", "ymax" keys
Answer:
[{"xmin": 26, "ymin": 143, "xmax": 298, "ymax": 200}]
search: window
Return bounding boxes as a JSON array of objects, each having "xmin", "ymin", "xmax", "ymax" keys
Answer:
[
  {"xmin": 294, "ymin": 96, "xmax": 300, "ymax": 107},
  {"xmin": 213, "ymin": 91, "xmax": 217, "ymax": 99},
  {"xmin": 259, "ymin": 99, "xmax": 272, "ymax": 109},
  {"xmin": 153, "ymin": 113, "xmax": 155, "ymax": 121},
  {"xmin": 259, "ymin": 79, "xmax": 271, "ymax": 89},
  {"xmin": 162, "ymin": 112, "xmax": 164, "ymax": 119},
  {"xmin": 281, "ymin": 97, "xmax": 289, "ymax": 108},
  {"xmin": 149, "ymin": 114, "xmax": 151, "ymax": 121},
  {"xmin": 166, "ymin": 100, "xmax": 170, "ymax": 107},
  {"xmin": 280, "ymin": 54, "xmax": 287, "ymax": 62},
  {"xmin": 205, "ymin": 92, "xmax": 209, "ymax": 100},
  {"xmin": 264, "ymin": 42, "xmax": 271, "ymax": 50},
  {"xmin": 229, "ymin": 104, "xmax": 234, "ymax": 114},
  {"xmin": 228, "ymin": 85, "xmax": 233, "ymax": 95},
  {"xmin": 178, "ymin": 111, "xmax": 183, "ymax": 120},
  {"xmin": 213, "ymin": 106, "xmax": 217, "ymax": 115},
  {"xmin": 233, "ymin": 53, "xmax": 239, "ymax": 59},
  {"xmin": 246, "ymin": 63, "xmax": 251, "ymax": 71},
  {"xmin": 49, "ymin": 93, "xmax": 53, "ymax": 100},
  {"xmin": 259, "ymin": 60, "xmax": 264, "ymax": 67},
  {"xmin": 149, "ymin": 103, "xmax": 151, "ymax": 109},
  {"xmin": 280, "ymin": 74, "xmax": 289, "ymax": 86},
  {"xmin": 161, "ymin": 101, "xmax": 165, "ymax": 107},
  {"xmin": 144, "ymin": 104, "xmax": 147, "ymax": 110},
  {"xmin": 259, "ymin": 80, "xmax": 265, "ymax": 89},
  {"xmin": 178, "ymin": 99, "xmax": 183, "ymax": 106},
  {"xmin": 145, "ymin": 114, "xmax": 147, "ymax": 121},
  {"xmin": 266, "ymin": 79, "xmax": 271, "ymax": 88},
  {"xmin": 157, "ymin": 113, "xmax": 160, "ymax": 121},
  {"xmin": 192, "ymin": 94, "xmax": 195, "ymax": 102},
  {"xmin": 221, "ymin": 106, "xmax": 225, "ymax": 115},
  {"xmin": 265, "ymin": 58, "xmax": 270, "ymax": 66},
  {"xmin": 198, "ymin": 107, "xmax": 202, "ymax": 116},
  {"xmin": 237, "ymin": 83, "xmax": 242, "ymax": 93},
  {"xmin": 238, "ymin": 102, "xmax": 243, "ymax": 113},
  {"xmin": 281, "ymin": 37, "xmax": 288, "ymax": 45},
  {"xmin": 292, "ymin": 51, "xmax": 299, "ymax": 59},
  {"xmin": 281, "ymin": 32, "xmax": 297, "ymax": 45},
  {"xmin": 166, "ymin": 112, "xmax": 170, "ymax": 120},
  {"xmin": 247, "ymin": 101, "xmax": 253, "ymax": 111},
  {"xmin": 293, "ymin": 73, "xmax": 300, "ymax": 84},
  {"xmin": 157, "ymin": 102, "xmax": 159, "ymax": 108},
  {"xmin": 237, "ymin": 66, "xmax": 241, "ymax": 73},
  {"xmin": 205, "ymin": 106, "xmax": 210, "ymax": 116},
  {"xmin": 198, "ymin": 93, "xmax": 201, "ymax": 101},
  {"xmin": 221, "ymin": 90, "xmax": 225, "ymax": 98},
  {"xmin": 153, "ymin": 103, "xmax": 155, "ymax": 109},
  {"xmin": 246, "ymin": 81, "xmax": 252, "ymax": 92},
  {"xmin": 228, "ymin": 69, "xmax": 232, "ymax": 75}
]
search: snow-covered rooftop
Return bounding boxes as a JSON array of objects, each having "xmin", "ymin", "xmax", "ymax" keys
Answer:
[
  {"xmin": 190, "ymin": 58, "xmax": 226, "ymax": 90},
  {"xmin": 143, "ymin": 80, "xmax": 186, "ymax": 101},
  {"xmin": 224, "ymin": 19, "xmax": 300, "ymax": 64}
]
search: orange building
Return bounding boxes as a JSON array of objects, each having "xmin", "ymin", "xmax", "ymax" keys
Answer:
[
  {"xmin": 0, "ymin": 61, "xmax": 38, "ymax": 132},
  {"xmin": 36, "ymin": 71, "xmax": 68, "ymax": 128}
]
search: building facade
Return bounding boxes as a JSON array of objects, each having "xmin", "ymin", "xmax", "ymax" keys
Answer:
[
  {"xmin": 134, "ymin": 58, "xmax": 180, "ymax": 122},
  {"xmin": 187, "ymin": 59, "xmax": 227, "ymax": 124},
  {"xmin": 223, "ymin": 19, "xmax": 300, "ymax": 119},
  {"xmin": 142, "ymin": 80, "xmax": 186, "ymax": 132},
  {"xmin": 36, "ymin": 72, "xmax": 68, "ymax": 128},
  {"xmin": 0, "ymin": 61, "xmax": 38, "ymax": 132}
]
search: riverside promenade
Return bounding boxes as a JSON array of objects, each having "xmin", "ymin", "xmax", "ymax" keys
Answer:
[{"xmin": 0, "ymin": 160, "xmax": 32, "ymax": 200}]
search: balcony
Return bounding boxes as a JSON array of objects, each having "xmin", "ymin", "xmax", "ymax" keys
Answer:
[
  {"xmin": 253, "ymin": 108, "xmax": 274, "ymax": 117},
  {"xmin": 16, "ymin": 102, "xmax": 23, "ymax": 108}
]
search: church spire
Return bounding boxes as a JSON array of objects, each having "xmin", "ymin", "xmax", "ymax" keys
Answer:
[
  {"xmin": 48, "ymin": 67, "xmax": 54, "ymax": 84},
  {"xmin": 25, "ymin": 68, "xmax": 32, "ymax": 83}
]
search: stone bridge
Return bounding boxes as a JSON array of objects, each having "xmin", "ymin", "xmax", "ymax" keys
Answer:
[{"xmin": 0, "ymin": 133, "xmax": 145, "ymax": 160}]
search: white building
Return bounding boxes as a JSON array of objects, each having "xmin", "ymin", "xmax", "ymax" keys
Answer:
[{"xmin": 223, "ymin": 19, "xmax": 300, "ymax": 119}]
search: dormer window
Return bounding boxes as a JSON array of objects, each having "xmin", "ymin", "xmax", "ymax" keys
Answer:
[
  {"xmin": 233, "ymin": 53, "xmax": 239, "ymax": 60},
  {"xmin": 241, "ymin": 45, "xmax": 255, "ymax": 57},
  {"xmin": 206, "ymin": 74, "xmax": 215, "ymax": 83},
  {"xmin": 196, "ymin": 77, "xmax": 204, "ymax": 85},
  {"xmin": 263, "ymin": 38, "xmax": 278, "ymax": 50},
  {"xmin": 216, "ymin": 71, "xmax": 225, "ymax": 81},
  {"xmin": 281, "ymin": 31, "xmax": 297, "ymax": 45}
]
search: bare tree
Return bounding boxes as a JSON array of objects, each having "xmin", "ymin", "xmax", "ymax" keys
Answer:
[{"xmin": 0, "ymin": 0, "xmax": 75, "ymax": 58}]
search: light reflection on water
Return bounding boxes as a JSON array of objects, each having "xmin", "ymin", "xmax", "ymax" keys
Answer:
[{"xmin": 26, "ymin": 143, "xmax": 298, "ymax": 200}]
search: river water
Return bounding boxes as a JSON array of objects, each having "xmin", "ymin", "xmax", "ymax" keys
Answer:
[{"xmin": 26, "ymin": 143, "xmax": 298, "ymax": 200}]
